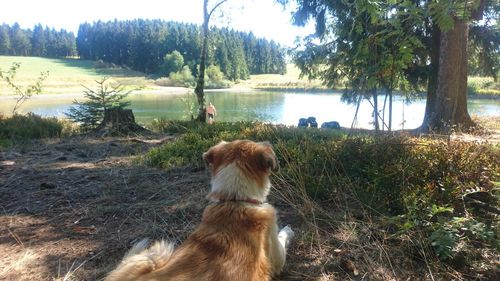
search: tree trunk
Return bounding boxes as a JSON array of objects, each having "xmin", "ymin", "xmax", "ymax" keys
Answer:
[
  {"xmin": 388, "ymin": 89, "xmax": 392, "ymax": 131},
  {"xmin": 194, "ymin": 0, "xmax": 210, "ymax": 122},
  {"xmin": 372, "ymin": 89, "xmax": 380, "ymax": 131},
  {"xmin": 419, "ymin": 25, "xmax": 441, "ymax": 132},
  {"xmin": 96, "ymin": 107, "xmax": 146, "ymax": 136},
  {"xmin": 429, "ymin": 18, "xmax": 472, "ymax": 132}
]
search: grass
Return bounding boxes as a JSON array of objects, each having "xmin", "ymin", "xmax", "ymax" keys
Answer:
[
  {"xmin": 144, "ymin": 120, "xmax": 500, "ymax": 279},
  {"xmin": 2, "ymin": 57, "xmax": 498, "ymax": 97},
  {"xmin": 0, "ymin": 113, "xmax": 75, "ymax": 147},
  {"xmin": 0, "ymin": 56, "xmax": 152, "ymax": 95},
  {"xmin": 468, "ymin": 76, "xmax": 500, "ymax": 97},
  {"xmin": 240, "ymin": 64, "xmax": 329, "ymax": 90}
]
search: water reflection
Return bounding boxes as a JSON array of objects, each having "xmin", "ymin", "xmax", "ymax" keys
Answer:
[{"xmin": 0, "ymin": 90, "xmax": 498, "ymax": 129}]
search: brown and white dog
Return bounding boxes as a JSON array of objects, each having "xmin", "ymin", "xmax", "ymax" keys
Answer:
[{"xmin": 105, "ymin": 140, "xmax": 294, "ymax": 281}]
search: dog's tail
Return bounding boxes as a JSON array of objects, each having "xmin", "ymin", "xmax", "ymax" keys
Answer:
[{"xmin": 105, "ymin": 239, "xmax": 175, "ymax": 281}]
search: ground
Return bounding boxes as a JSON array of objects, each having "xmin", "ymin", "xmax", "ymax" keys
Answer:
[{"xmin": 0, "ymin": 134, "xmax": 305, "ymax": 281}]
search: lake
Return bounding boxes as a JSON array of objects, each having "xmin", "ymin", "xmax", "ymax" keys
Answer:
[{"xmin": 1, "ymin": 90, "xmax": 499, "ymax": 129}]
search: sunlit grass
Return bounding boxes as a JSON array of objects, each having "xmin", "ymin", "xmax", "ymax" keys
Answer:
[{"xmin": 0, "ymin": 56, "xmax": 150, "ymax": 95}]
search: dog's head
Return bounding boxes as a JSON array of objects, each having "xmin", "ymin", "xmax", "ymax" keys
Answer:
[{"xmin": 203, "ymin": 140, "xmax": 277, "ymax": 203}]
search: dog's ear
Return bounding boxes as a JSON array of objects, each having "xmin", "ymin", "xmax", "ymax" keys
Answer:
[
  {"xmin": 203, "ymin": 150, "xmax": 213, "ymax": 165},
  {"xmin": 258, "ymin": 142, "xmax": 277, "ymax": 171},
  {"xmin": 203, "ymin": 140, "xmax": 227, "ymax": 165}
]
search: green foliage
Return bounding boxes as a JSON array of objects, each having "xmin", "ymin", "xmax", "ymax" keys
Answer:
[
  {"xmin": 168, "ymin": 66, "xmax": 196, "ymax": 88},
  {"xmin": 0, "ymin": 23, "xmax": 76, "ymax": 57},
  {"xmin": 467, "ymin": 76, "xmax": 500, "ymax": 96},
  {"xmin": 205, "ymin": 65, "xmax": 232, "ymax": 89},
  {"xmin": 76, "ymin": 19, "xmax": 286, "ymax": 77},
  {"xmin": 0, "ymin": 62, "xmax": 49, "ymax": 114},
  {"xmin": 65, "ymin": 78, "xmax": 131, "ymax": 131},
  {"xmin": 161, "ymin": 50, "xmax": 184, "ymax": 76},
  {"xmin": 145, "ymin": 120, "xmax": 499, "ymax": 263},
  {"xmin": 0, "ymin": 113, "xmax": 64, "ymax": 145}
]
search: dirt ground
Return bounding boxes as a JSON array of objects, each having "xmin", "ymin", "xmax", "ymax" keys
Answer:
[
  {"xmin": 0, "ymin": 135, "xmax": 308, "ymax": 281},
  {"xmin": 1, "ymin": 128, "xmax": 498, "ymax": 281}
]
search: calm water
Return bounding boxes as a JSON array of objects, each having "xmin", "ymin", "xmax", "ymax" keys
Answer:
[{"xmin": 1, "ymin": 90, "xmax": 499, "ymax": 129}]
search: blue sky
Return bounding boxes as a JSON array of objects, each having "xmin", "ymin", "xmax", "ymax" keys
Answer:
[{"xmin": 0, "ymin": 0, "xmax": 314, "ymax": 47}]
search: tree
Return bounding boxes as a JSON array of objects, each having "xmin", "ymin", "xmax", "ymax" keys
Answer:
[
  {"xmin": 9, "ymin": 23, "xmax": 30, "ymax": 56},
  {"xmin": 282, "ymin": 0, "xmax": 495, "ymax": 132},
  {"xmin": 283, "ymin": 0, "xmax": 422, "ymax": 131},
  {"xmin": 161, "ymin": 50, "xmax": 185, "ymax": 76},
  {"xmin": 0, "ymin": 24, "xmax": 11, "ymax": 55},
  {"xmin": 31, "ymin": 24, "xmax": 46, "ymax": 57},
  {"xmin": 422, "ymin": 0, "xmax": 490, "ymax": 132},
  {"xmin": 65, "ymin": 78, "xmax": 131, "ymax": 131},
  {"xmin": 194, "ymin": 0, "xmax": 229, "ymax": 122}
]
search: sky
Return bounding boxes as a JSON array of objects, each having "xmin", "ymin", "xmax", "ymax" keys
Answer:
[{"xmin": 0, "ymin": 0, "xmax": 314, "ymax": 47}]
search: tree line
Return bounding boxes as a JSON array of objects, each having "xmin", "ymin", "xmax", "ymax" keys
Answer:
[
  {"xmin": 0, "ymin": 23, "xmax": 77, "ymax": 57},
  {"xmin": 76, "ymin": 19, "xmax": 286, "ymax": 79}
]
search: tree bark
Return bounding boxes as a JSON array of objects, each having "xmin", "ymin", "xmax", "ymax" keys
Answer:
[
  {"xmin": 96, "ymin": 107, "xmax": 146, "ymax": 136},
  {"xmin": 419, "ymin": 25, "xmax": 441, "ymax": 132},
  {"xmin": 194, "ymin": 0, "xmax": 210, "ymax": 122},
  {"xmin": 429, "ymin": 18, "xmax": 472, "ymax": 132},
  {"xmin": 388, "ymin": 89, "xmax": 392, "ymax": 131},
  {"xmin": 372, "ymin": 89, "xmax": 380, "ymax": 131}
]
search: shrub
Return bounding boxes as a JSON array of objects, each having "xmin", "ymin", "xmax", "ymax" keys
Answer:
[
  {"xmin": 0, "ymin": 113, "xmax": 65, "ymax": 145},
  {"xmin": 160, "ymin": 51, "xmax": 184, "ymax": 76},
  {"xmin": 144, "ymin": 121, "xmax": 499, "ymax": 263},
  {"xmin": 65, "ymin": 78, "xmax": 131, "ymax": 131},
  {"xmin": 468, "ymin": 77, "xmax": 500, "ymax": 96},
  {"xmin": 168, "ymin": 66, "xmax": 196, "ymax": 87}
]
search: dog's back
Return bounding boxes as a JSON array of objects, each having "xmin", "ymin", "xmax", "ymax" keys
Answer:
[
  {"xmin": 106, "ymin": 140, "xmax": 292, "ymax": 281},
  {"xmin": 107, "ymin": 202, "xmax": 276, "ymax": 281}
]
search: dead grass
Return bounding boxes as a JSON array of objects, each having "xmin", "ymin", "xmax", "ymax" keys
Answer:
[{"xmin": 1, "ymin": 132, "xmax": 498, "ymax": 280}]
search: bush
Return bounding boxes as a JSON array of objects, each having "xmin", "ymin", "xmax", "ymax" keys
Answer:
[
  {"xmin": 168, "ymin": 66, "xmax": 196, "ymax": 87},
  {"xmin": 65, "ymin": 78, "xmax": 131, "ymax": 131},
  {"xmin": 468, "ymin": 77, "xmax": 500, "ymax": 96},
  {"xmin": 144, "ymin": 121, "xmax": 499, "ymax": 263},
  {"xmin": 160, "ymin": 51, "xmax": 184, "ymax": 76},
  {"xmin": 0, "ymin": 113, "xmax": 65, "ymax": 145}
]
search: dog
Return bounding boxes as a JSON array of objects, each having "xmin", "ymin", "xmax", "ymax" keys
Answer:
[{"xmin": 105, "ymin": 140, "xmax": 294, "ymax": 281}]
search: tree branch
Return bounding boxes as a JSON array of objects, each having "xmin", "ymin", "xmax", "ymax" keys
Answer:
[{"xmin": 208, "ymin": 0, "xmax": 229, "ymax": 20}]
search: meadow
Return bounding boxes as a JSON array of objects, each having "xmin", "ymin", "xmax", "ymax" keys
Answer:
[
  {"xmin": 0, "ymin": 56, "xmax": 152, "ymax": 95},
  {"xmin": 1, "ymin": 56, "xmax": 499, "ymax": 98}
]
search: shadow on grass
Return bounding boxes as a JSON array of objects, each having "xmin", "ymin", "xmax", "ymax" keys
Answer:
[
  {"xmin": 0, "ymin": 136, "xmax": 209, "ymax": 280},
  {"xmin": 50, "ymin": 58, "xmax": 150, "ymax": 78}
]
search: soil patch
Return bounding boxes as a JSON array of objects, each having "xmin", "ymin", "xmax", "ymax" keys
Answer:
[{"xmin": 0, "ymin": 135, "xmax": 301, "ymax": 280}]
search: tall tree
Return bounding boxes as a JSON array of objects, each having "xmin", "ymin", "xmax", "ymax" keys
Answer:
[
  {"xmin": 31, "ymin": 24, "xmax": 46, "ymax": 56},
  {"xmin": 194, "ymin": 0, "xmax": 228, "ymax": 122},
  {"xmin": 283, "ymin": 0, "xmax": 422, "ymax": 131},
  {"xmin": 282, "ymin": 0, "xmax": 495, "ymax": 132},
  {"xmin": 423, "ymin": 0, "xmax": 488, "ymax": 132},
  {"xmin": 0, "ymin": 24, "xmax": 11, "ymax": 55},
  {"xmin": 9, "ymin": 23, "xmax": 30, "ymax": 56}
]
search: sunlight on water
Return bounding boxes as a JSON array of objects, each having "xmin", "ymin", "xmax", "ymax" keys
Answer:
[{"xmin": 1, "ymin": 90, "xmax": 498, "ymax": 129}]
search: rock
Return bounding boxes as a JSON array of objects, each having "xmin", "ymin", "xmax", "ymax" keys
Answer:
[
  {"xmin": 321, "ymin": 121, "xmax": 341, "ymax": 129},
  {"xmin": 298, "ymin": 118, "xmax": 308, "ymax": 127},
  {"xmin": 307, "ymin": 117, "xmax": 318, "ymax": 128}
]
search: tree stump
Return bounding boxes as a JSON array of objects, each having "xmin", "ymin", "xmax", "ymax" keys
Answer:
[{"xmin": 95, "ymin": 107, "xmax": 147, "ymax": 136}]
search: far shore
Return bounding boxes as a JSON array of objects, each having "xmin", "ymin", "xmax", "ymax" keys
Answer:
[{"xmin": 1, "ymin": 84, "xmax": 498, "ymax": 100}]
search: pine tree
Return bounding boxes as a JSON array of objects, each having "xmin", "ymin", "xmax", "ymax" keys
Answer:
[
  {"xmin": 65, "ymin": 78, "xmax": 131, "ymax": 131},
  {"xmin": 0, "ymin": 25, "xmax": 10, "ymax": 55}
]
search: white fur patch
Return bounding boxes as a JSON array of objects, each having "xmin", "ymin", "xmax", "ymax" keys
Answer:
[{"xmin": 211, "ymin": 162, "xmax": 270, "ymax": 203}]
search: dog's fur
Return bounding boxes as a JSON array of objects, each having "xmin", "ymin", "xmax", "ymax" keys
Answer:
[{"xmin": 105, "ymin": 140, "xmax": 293, "ymax": 281}]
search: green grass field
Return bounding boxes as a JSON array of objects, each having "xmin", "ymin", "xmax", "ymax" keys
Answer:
[
  {"xmin": 0, "ymin": 56, "xmax": 152, "ymax": 95},
  {"xmin": 240, "ymin": 64, "xmax": 327, "ymax": 90},
  {"xmin": 1, "ymin": 56, "xmax": 498, "ymax": 96}
]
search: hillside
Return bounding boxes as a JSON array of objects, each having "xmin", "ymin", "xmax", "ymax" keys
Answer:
[{"xmin": 0, "ymin": 56, "xmax": 152, "ymax": 95}]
